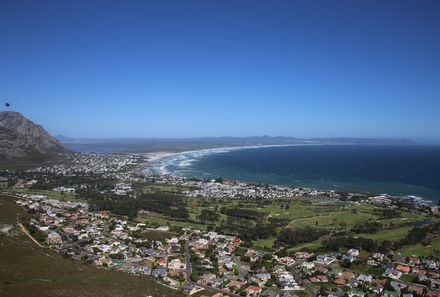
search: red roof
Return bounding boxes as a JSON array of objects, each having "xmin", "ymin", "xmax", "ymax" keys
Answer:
[
  {"xmin": 334, "ymin": 278, "xmax": 347, "ymax": 286},
  {"xmin": 246, "ymin": 285, "xmax": 262, "ymax": 293},
  {"xmin": 227, "ymin": 280, "xmax": 245, "ymax": 287},
  {"xmin": 342, "ymin": 271, "xmax": 355, "ymax": 280},
  {"xmin": 232, "ymin": 238, "xmax": 242, "ymax": 245},
  {"xmin": 395, "ymin": 264, "xmax": 410, "ymax": 273}
]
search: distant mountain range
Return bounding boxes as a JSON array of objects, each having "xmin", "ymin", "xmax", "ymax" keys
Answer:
[
  {"xmin": 0, "ymin": 112, "xmax": 68, "ymax": 165},
  {"xmin": 56, "ymin": 135, "xmax": 417, "ymax": 153},
  {"xmin": 0, "ymin": 111, "xmax": 417, "ymax": 166}
]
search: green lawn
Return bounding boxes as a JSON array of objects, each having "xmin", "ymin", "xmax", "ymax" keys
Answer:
[
  {"xmin": 253, "ymin": 237, "xmax": 277, "ymax": 250},
  {"xmin": 361, "ymin": 226, "xmax": 412, "ymax": 241}
]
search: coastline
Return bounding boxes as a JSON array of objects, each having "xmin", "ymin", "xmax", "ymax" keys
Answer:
[
  {"xmin": 139, "ymin": 144, "xmax": 439, "ymax": 205},
  {"xmin": 141, "ymin": 142, "xmax": 318, "ymax": 167}
]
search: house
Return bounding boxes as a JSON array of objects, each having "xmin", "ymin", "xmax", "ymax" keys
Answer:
[
  {"xmin": 334, "ymin": 278, "xmax": 347, "ymax": 286},
  {"xmin": 430, "ymin": 206, "xmax": 439, "ymax": 214},
  {"xmin": 390, "ymin": 281, "xmax": 407, "ymax": 292},
  {"xmin": 314, "ymin": 255, "xmax": 336, "ymax": 265},
  {"xmin": 138, "ymin": 265, "xmax": 152, "ymax": 275},
  {"xmin": 245, "ymin": 285, "xmax": 262, "ymax": 296},
  {"xmin": 151, "ymin": 267, "xmax": 167, "ymax": 278},
  {"xmin": 256, "ymin": 273, "xmax": 272, "ymax": 282},
  {"xmin": 429, "ymin": 271, "xmax": 440, "ymax": 279},
  {"xmin": 373, "ymin": 253, "xmax": 385, "ymax": 261},
  {"xmin": 414, "ymin": 269, "xmax": 426, "ymax": 277},
  {"xmin": 367, "ymin": 259, "xmax": 380, "ymax": 267},
  {"xmin": 198, "ymin": 274, "xmax": 216, "ymax": 285},
  {"xmin": 302, "ymin": 261, "xmax": 315, "ymax": 269},
  {"xmin": 372, "ymin": 285, "xmax": 384, "ymax": 294},
  {"xmin": 168, "ymin": 258, "xmax": 181, "ymax": 270},
  {"xmin": 343, "ymin": 255, "xmax": 356, "ymax": 263},
  {"xmin": 157, "ymin": 257, "xmax": 167, "ymax": 267},
  {"xmin": 396, "ymin": 264, "xmax": 411, "ymax": 274},
  {"xmin": 407, "ymin": 285, "xmax": 424, "ymax": 296},
  {"xmin": 227, "ymin": 280, "xmax": 246, "ymax": 288},
  {"xmin": 357, "ymin": 274, "xmax": 372, "ymax": 283},
  {"xmin": 210, "ymin": 278, "xmax": 224, "ymax": 288},
  {"xmin": 46, "ymin": 231, "xmax": 63, "ymax": 245},
  {"xmin": 295, "ymin": 251, "xmax": 313, "ymax": 259},
  {"xmin": 231, "ymin": 237, "xmax": 242, "ymax": 246},
  {"xmin": 383, "ymin": 268, "xmax": 402, "ymax": 280},
  {"xmin": 408, "ymin": 257, "xmax": 421, "ymax": 266},
  {"xmin": 372, "ymin": 278, "xmax": 387, "ymax": 286},
  {"xmin": 341, "ymin": 271, "xmax": 355, "ymax": 280},
  {"xmin": 393, "ymin": 255, "xmax": 406, "ymax": 264},
  {"xmin": 168, "ymin": 269, "xmax": 181, "ymax": 277},
  {"xmin": 348, "ymin": 248, "xmax": 360, "ymax": 257}
]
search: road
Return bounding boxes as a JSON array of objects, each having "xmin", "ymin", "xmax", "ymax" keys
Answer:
[
  {"xmin": 184, "ymin": 240, "xmax": 242, "ymax": 297},
  {"xmin": 184, "ymin": 240, "xmax": 192, "ymax": 282},
  {"xmin": 232, "ymin": 255, "xmax": 248, "ymax": 277}
]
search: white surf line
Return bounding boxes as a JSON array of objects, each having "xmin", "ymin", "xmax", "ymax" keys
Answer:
[{"xmin": 143, "ymin": 142, "xmax": 321, "ymax": 172}]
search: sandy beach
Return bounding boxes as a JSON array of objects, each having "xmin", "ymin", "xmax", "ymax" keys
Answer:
[{"xmin": 143, "ymin": 151, "xmax": 177, "ymax": 162}]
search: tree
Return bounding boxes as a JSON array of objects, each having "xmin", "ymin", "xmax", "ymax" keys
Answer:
[{"xmin": 199, "ymin": 209, "xmax": 220, "ymax": 223}]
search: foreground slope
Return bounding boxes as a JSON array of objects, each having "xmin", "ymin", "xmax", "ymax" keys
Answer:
[{"xmin": 0, "ymin": 196, "xmax": 183, "ymax": 297}]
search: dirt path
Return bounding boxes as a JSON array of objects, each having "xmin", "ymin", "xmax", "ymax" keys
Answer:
[{"xmin": 18, "ymin": 222, "xmax": 45, "ymax": 248}]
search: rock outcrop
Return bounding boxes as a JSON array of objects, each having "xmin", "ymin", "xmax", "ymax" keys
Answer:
[{"xmin": 0, "ymin": 111, "xmax": 68, "ymax": 164}]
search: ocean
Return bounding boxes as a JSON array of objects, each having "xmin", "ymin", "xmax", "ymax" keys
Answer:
[{"xmin": 144, "ymin": 145, "xmax": 440, "ymax": 203}]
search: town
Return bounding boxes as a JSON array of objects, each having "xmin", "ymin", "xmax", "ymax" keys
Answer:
[{"xmin": 1, "ymin": 152, "xmax": 440, "ymax": 297}]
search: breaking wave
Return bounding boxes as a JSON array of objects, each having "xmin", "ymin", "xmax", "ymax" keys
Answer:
[{"xmin": 143, "ymin": 144, "xmax": 307, "ymax": 176}]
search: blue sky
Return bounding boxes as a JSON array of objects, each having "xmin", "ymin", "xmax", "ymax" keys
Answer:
[{"xmin": 0, "ymin": 0, "xmax": 439, "ymax": 142}]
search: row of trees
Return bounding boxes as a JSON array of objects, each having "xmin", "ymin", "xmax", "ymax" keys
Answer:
[
  {"xmin": 220, "ymin": 207, "xmax": 264, "ymax": 221},
  {"xmin": 351, "ymin": 221, "xmax": 382, "ymax": 234},
  {"xmin": 323, "ymin": 235, "xmax": 383, "ymax": 252}
]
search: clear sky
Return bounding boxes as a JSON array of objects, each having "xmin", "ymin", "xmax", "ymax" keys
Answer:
[{"xmin": 1, "ymin": 0, "xmax": 439, "ymax": 142}]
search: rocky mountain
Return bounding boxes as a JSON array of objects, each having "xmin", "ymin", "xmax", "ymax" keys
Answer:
[{"xmin": 0, "ymin": 111, "xmax": 68, "ymax": 165}]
